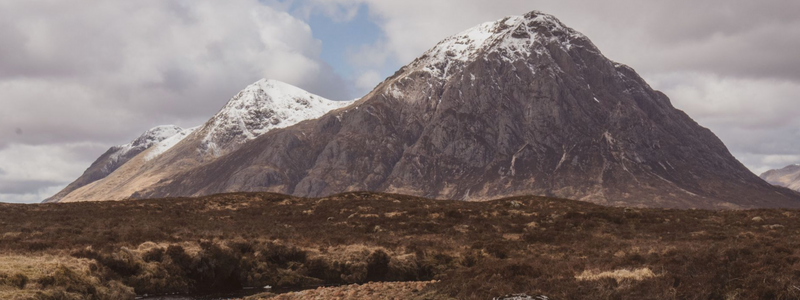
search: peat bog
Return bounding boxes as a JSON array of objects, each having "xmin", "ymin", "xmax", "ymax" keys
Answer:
[{"xmin": 1, "ymin": 192, "xmax": 799, "ymax": 299}]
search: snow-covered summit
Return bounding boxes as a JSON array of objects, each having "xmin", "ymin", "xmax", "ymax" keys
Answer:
[
  {"xmin": 88, "ymin": 125, "xmax": 193, "ymax": 174},
  {"xmin": 111, "ymin": 125, "xmax": 186, "ymax": 160},
  {"xmin": 409, "ymin": 11, "xmax": 589, "ymax": 80},
  {"xmin": 199, "ymin": 79, "xmax": 354, "ymax": 156},
  {"xmin": 144, "ymin": 126, "xmax": 199, "ymax": 161}
]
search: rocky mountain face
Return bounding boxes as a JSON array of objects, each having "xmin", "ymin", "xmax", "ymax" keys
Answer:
[
  {"xmin": 43, "ymin": 125, "xmax": 192, "ymax": 203},
  {"xmin": 49, "ymin": 80, "xmax": 352, "ymax": 203},
  {"xmin": 761, "ymin": 165, "xmax": 800, "ymax": 192},
  {"xmin": 51, "ymin": 11, "xmax": 800, "ymax": 209}
]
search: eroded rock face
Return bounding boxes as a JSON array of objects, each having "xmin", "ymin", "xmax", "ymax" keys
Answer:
[{"xmin": 134, "ymin": 11, "xmax": 800, "ymax": 209}]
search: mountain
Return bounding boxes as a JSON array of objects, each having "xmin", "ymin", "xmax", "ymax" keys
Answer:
[
  {"xmin": 43, "ymin": 125, "xmax": 193, "ymax": 203},
  {"xmin": 49, "ymin": 79, "xmax": 353, "ymax": 202},
  {"xmin": 761, "ymin": 164, "xmax": 800, "ymax": 191},
  {"xmin": 197, "ymin": 79, "xmax": 355, "ymax": 158},
  {"xmin": 52, "ymin": 11, "xmax": 800, "ymax": 209}
]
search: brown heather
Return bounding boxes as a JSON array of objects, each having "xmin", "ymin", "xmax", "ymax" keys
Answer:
[{"xmin": 1, "ymin": 192, "xmax": 800, "ymax": 299}]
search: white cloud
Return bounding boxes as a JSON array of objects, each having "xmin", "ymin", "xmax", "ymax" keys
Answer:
[
  {"xmin": 0, "ymin": 142, "xmax": 107, "ymax": 203},
  {"xmin": 0, "ymin": 0, "xmax": 350, "ymax": 148},
  {"xmin": 649, "ymin": 73, "xmax": 800, "ymax": 129},
  {"xmin": 354, "ymin": 70, "xmax": 382, "ymax": 95},
  {"xmin": 648, "ymin": 72, "xmax": 800, "ymax": 173}
]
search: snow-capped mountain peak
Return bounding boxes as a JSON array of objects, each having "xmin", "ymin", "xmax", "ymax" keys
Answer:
[
  {"xmin": 408, "ymin": 11, "xmax": 589, "ymax": 81},
  {"xmin": 111, "ymin": 125, "xmax": 186, "ymax": 163},
  {"xmin": 199, "ymin": 79, "xmax": 354, "ymax": 156},
  {"xmin": 48, "ymin": 79, "xmax": 355, "ymax": 202}
]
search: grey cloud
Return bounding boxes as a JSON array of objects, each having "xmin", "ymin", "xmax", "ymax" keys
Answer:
[
  {"xmin": 319, "ymin": 0, "xmax": 800, "ymax": 82},
  {"xmin": 0, "ymin": 179, "xmax": 62, "ymax": 195}
]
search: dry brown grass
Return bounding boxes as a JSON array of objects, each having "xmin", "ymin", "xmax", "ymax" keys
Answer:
[
  {"xmin": 575, "ymin": 268, "xmax": 657, "ymax": 282},
  {"xmin": 0, "ymin": 254, "xmax": 93, "ymax": 279},
  {"xmin": 1, "ymin": 192, "xmax": 800, "ymax": 299}
]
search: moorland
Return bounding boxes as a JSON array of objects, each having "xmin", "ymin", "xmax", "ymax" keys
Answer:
[{"xmin": 1, "ymin": 192, "xmax": 799, "ymax": 299}]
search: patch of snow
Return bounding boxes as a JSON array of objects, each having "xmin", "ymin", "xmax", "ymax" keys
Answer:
[
  {"xmin": 145, "ymin": 126, "xmax": 199, "ymax": 161},
  {"xmin": 200, "ymin": 79, "xmax": 354, "ymax": 156},
  {"xmin": 109, "ymin": 125, "xmax": 187, "ymax": 163},
  {"xmin": 388, "ymin": 84, "xmax": 404, "ymax": 98},
  {"xmin": 651, "ymin": 172, "xmax": 698, "ymax": 197},
  {"xmin": 593, "ymin": 97, "xmax": 600, "ymax": 103},
  {"xmin": 405, "ymin": 11, "xmax": 587, "ymax": 85},
  {"xmin": 555, "ymin": 150, "xmax": 568, "ymax": 171}
]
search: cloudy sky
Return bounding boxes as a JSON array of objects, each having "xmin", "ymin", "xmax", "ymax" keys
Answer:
[{"xmin": 1, "ymin": 0, "xmax": 798, "ymax": 203}]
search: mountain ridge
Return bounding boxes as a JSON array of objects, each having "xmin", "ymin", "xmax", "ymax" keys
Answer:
[
  {"xmin": 43, "ymin": 125, "xmax": 192, "ymax": 203},
  {"xmin": 51, "ymin": 10, "xmax": 800, "ymax": 209},
  {"xmin": 126, "ymin": 11, "xmax": 799, "ymax": 209},
  {"xmin": 49, "ymin": 79, "xmax": 353, "ymax": 203}
]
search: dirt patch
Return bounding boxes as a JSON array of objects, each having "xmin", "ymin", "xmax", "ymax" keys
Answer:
[
  {"xmin": 575, "ymin": 268, "xmax": 657, "ymax": 282},
  {"xmin": 246, "ymin": 281, "xmax": 442, "ymax": 300}
]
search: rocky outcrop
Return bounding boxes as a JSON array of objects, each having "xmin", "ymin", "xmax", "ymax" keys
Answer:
[{"xmin": 128, "ymin": 11, "xmax": 800, "ymax": 209}]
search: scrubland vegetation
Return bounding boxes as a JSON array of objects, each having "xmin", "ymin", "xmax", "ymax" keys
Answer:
[{"xmin": 1, "ymin": 192, "xmax": 799, "ymax": 299}]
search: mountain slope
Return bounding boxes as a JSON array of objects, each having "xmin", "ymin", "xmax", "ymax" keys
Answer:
[
  {"xmin": 131, "ymin": 11, "xmax": 800, "ymax": 209},
  {"xmin": 43, "ymin": 125, "xmax": 192, "ymax": 203},
  {"xmin": 51, "ymin": 79, "xmax": 353, "ymax": 202},
  {"xmin": 761, "ymin": 164, "xmax": 800, "ymax": 191}
]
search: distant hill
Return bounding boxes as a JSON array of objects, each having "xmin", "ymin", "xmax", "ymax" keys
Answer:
[{"xmin": 761, "ymin": 164, "xmax": 800, "ymax": 191}]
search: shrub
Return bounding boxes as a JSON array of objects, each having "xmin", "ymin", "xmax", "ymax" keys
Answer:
[
  {"xmin": 141, "ymin": 247, "xmax": 165, "ymax": 262},
  {"xmin": 4, "ymin": 272, "xmax": 28, "ymax": 289},
  {"xmin": 262, "ymin": 242, "xmax": 307, "ymax": 267},
  {"xmin": 485, "ymin": 242, "xmax": 510, "ymax": 259},
  {"xmin": 188, "ymin": 242, "xmax": 241, "ymax": 291},
  {"xmin": 366, "ymin": 250, "xmax": 390, "ymax": 281},
  {"xmin": 71, "ymin": 247, "xmax": 141, "ymax": 277},
  {"xmin": 166, "ymin": 245, "xmax": 192, "ymax": 271},
  {"xmin": 35, "ymin": 265, "xmax": 135, "ymax": 300}
]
